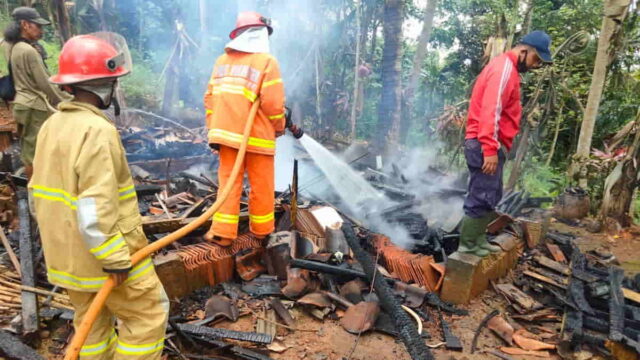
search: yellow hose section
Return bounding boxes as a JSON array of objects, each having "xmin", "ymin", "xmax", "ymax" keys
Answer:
[{"xmin": 64, "ymin": 100, "xmax": 262, "ymax": 360}]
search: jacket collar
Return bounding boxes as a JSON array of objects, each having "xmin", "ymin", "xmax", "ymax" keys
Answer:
[
  {"xmin": 58, "ymin": 101, "xmax": 111, "ymax": 123},
  {"xmin": 505, "ymin": 51, "xmax": 519, "ymax": 67}
]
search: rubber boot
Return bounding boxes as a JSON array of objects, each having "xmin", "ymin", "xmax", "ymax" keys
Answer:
[
  {"xmin": 457, "ymin": 216, "xmax": 489, "ymax": 257},
  {"xmin": 477, "ymin": 212, "xmax": 501, "ymax": 253}
]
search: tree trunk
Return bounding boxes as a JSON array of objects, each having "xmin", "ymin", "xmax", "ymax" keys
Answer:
[
  {"xmin": 546, "ymin": 110, "xmax": 563, "ymax": 166},
  {"xmin": 349, "ymin": 1, "xmax": 362, "ymax": 140},
  {"xmin": 601, "ymin": 120, "xmax": 640, "ymax": 227},
  {"xmin": 522, "ymin": 0, "xmax": 535, "ymax": 35},
  {"xmin": 572, "ymin": 0, "xmax": 631, "ymax": 187},
  {"xmin": 602, "ymin": 160, "xmax": 637, "ymax": 227},
  {"xmin": 51, "ymin": 0, "xmax": 72, "ymax": 44},
  {"xmin": 315, "ymin": 44, "xmax": 323, "ymax": 130},
  {"xmin": 400, "ymin": 0, "xmax": 438, "ymax": 143},
  {"xmin": 369, "ymin": 21, "xmax": 379, "ymax": 63},
  {"xmin": 199, "ymin": 0, "xmax": 207, "ymax": 34},
  {"xmin": 375, "ymin": 0, "xmax": 403, "ymax": 153}
]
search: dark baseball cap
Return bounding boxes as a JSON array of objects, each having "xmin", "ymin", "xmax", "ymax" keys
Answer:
[
  {"xmin": 519, "ymin": 30, "xmax": 553, "ymax": 63},
  {"xmin": 12, "ymin": 7, "xmax": 51, "ymax": 26}
]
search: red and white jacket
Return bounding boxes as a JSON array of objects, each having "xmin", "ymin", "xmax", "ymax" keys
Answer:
[{"xmin": 465, "ymin": 52, "xmax": 522, "ymax": 157}]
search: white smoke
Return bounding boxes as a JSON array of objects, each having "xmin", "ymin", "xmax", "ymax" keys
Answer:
[{"xmin": 273, "ymin": 135, "xmax": 466, "ymax": 249}]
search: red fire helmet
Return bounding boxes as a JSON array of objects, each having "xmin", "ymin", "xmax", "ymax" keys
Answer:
[
  {"xmin": 229, "ymin": 11, "xmax": 273, "ymax": 40},
  {"xmin": 50, "ymin": 33, "xmax": 131, "ymax": 85}
]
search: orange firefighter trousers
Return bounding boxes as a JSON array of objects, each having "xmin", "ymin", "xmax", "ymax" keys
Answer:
[{"xmin": 212, "ymin": 145, "xmax": 275, "ymax": 239}]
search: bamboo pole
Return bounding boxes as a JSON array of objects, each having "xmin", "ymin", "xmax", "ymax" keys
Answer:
[{"xmin": 0, "ymin": 225, "xmax": 21, "ymax": 277}]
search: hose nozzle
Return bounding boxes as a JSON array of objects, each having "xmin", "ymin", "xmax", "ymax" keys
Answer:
[
  {"xmin": 285, "ymin": 106, "xmax": 304, "ymax": 139},
  {"xmin": 289, "ymin": 125, "xmax": 304, "ymax": 139}
]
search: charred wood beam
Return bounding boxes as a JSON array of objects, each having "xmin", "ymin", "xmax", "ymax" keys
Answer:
[
  {"xmin": 413, "ymin": 307, "xmax": 430, "ymax": 322},
  {"xmin": 471, "ymin": 310, "xmax": 500, "ymax": 354},
  {"xmin": 573, "ymin": 268, "xmax": 601, "ymax": 283},
  {"xmin": 134, "ymin": 184, "xmax": 164, "ymax": 196},
  {"xmin": 341, "ymin": 223, "xmax": 433, "ymax": 360},
  {"xmin": 177, "ymin": 323, "xmax": 272, "ymax": 345},
  {"xmin": 168, "ymin": 318, "xmax": 199, "ymax": 350},
  {"xmin": 568, "ymin": 248, "xmax": 595, "ymax": 315},
  {"xmin": 589, "ymin": 297, "xmax": 640, "ymax": 321},
  {"xmin": 17, "ymin": 190, "xmax": 38, "ymax": 334},
  {"xmin": 594, "ymin": 309, "xmax": 640, "ymax": 333},
  {"xmin": 425, "ymin": 293, "xmax": 468, "ymax": 316},
  {"xmin": 546, "ymin": 287, "xmax": 578, "ymax": 311},
  {"xmin": 175, "ymin": 172, "xmax": 217, "ymax": 188},
  {"xmin": 609, "ymin": 267, "xmax": 625, "ymax": 341},
  {"xmin": 289, "ymin": 258, "xmax": 370, "ymax": 280},
  {"xmin": 270, "ymin": 298, "xmax": 295, "ymax": 327},
  {"xmin": 438, "ymin": 309, "xmax": 462, "ymax": 351},
  {"xmin": 583, "ymin": 314, "xmax": 640, "ymax": 341},
  {"xmin": 0, "ymin": 330, "xmax": 44, "ymax": 360},
  {"xmin": 190, "ymin": 334, "xmax": 273, "ymax": 360},
  {"xmin": 142, "ymin": 216, "xmax": 216, "ymax": 235},
  {"xmin": 546, "ymin": 232, "xmax": 575, "ymax": 246},
  {"xmin": 563, "ymin": 309, "xmax": 583, "ymax": 349},
  {"xmin": 0, "ymin": 173, "xmax": 28, "ymax": 187}
]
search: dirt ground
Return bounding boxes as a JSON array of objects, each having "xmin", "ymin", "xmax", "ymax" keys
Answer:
[
  {"xmin": 199, "ymin": 291, "xmax": 542, "ymax": 360},
  {"xmin": 193, "ymin": 219, "xmax": 639, "ymax": 360}
]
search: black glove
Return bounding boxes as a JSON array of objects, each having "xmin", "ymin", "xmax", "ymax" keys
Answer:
[{"xmin": 285, "ymin": 106, "xmax": 292, "ymax": 129}]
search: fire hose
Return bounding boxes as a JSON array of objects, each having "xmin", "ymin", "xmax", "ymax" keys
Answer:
[{"xmin": 64, "ymin": 100, "xmax": 262, "ymax": 359}]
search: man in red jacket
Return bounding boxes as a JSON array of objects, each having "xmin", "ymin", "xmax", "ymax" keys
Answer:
[{"xmin": 459, "ymin": 31, "xmax": 552, "ymax": 257}]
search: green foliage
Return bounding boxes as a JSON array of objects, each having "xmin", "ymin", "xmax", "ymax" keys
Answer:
[
  {"xmin": 520, "ymin": 158, "xmax": 566, "ymax": 197},
  {"xmin": 42, "ymin": 41, "xmax": 61, "ymax": 73},
  {"xmin": 119, "ymin": 51, "xmax": 162, "ymax": 109}
]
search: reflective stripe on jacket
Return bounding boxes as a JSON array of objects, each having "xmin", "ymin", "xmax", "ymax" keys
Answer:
[
  {"xmin": 29, "ymin": 102, "xmax": 153, "ymax": 292},
  {"xmin": 203, "ymin": 50, "xmax": 286, "ymax": 156}
]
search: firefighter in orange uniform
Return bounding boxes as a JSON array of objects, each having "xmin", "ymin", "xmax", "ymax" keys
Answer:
[{"xmin": 203, "ymin": 12, "xmax": 286, "ymax": 247}]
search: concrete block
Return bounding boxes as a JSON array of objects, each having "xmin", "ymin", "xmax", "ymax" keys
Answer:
[
  {"xmin": 154, "ymin": 253, "xmax": 210, "ymax": 300},
  {"xmin": 440, "ymin": 252, "xmax": 482, "ymax": 305},
  {"xmin": 441, "ymin": 234, "xmax": 524, "ymax": 304}
]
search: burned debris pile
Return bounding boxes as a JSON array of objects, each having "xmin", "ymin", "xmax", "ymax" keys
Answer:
[
  {"xmin": 0, "ymin": 121, "xmax": 637, "ymax": 360},
  {"xmin": 120, "ymin": 125, "xmax": 209, "ymax": 163},
  {"xmin": 477, "ymin": 230, "xmax": 640, "ymax": 358}
]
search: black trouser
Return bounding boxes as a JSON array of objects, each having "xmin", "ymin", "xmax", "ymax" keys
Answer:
[{"xmin": 462, "ymin": 139, "xmax": 506, "ymax": 218}]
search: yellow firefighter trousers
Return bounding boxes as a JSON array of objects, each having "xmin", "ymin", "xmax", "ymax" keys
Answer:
[{"xmin": 66, "ymin": 273, "xmax": 169, "ymax": 360}]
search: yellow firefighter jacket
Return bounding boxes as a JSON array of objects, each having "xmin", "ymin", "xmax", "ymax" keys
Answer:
[{"xmin": 29, "ymin": 101, "xmax": 154, "ymax": 292}]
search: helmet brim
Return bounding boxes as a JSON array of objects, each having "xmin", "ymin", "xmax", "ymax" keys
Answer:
[
  {"xmin": 49, "ymin": 69, "xmax": 130, "ymax": 86},
  {"xmin": 229, "ymin": 24, "xmax": 273, "ymax": 40}
]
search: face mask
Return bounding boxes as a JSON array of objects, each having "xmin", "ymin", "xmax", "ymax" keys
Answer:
[
  {"xmin": 517, "ymin": 50, "xmax": 529, "ymax": 73},
  {"xmin": 76, "ymin": 81, "xmax": 117, "ymax": 109}
]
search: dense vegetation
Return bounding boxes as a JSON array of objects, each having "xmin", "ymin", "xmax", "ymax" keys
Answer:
[{"xmin": 2, "ymin": 0, "xmax": 640, "ymax": 222}]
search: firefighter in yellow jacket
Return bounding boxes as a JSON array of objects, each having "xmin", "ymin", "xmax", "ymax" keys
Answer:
[
  {"xmin": 29, "ymin": 33, "xmax": 168, "ymax": 359},
  {"xmin": 203, "ymin": 12, "xmax": 286, "ymax": 247}
]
